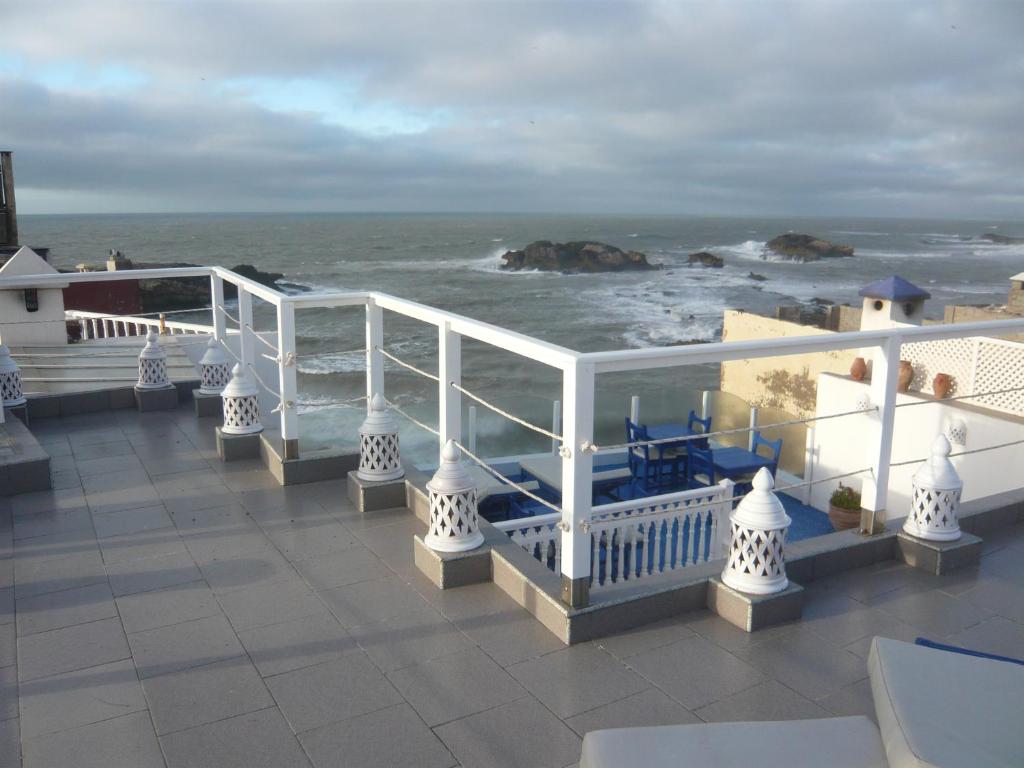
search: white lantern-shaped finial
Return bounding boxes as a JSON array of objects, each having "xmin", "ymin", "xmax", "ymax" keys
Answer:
[
  {"xmin": 137, "ymin": 331, "xmax": 170, "ymax": 389},
  {"xmin": 220, "ymin": 363, "xmax": 262, "ymax": 435},
  {"xmin": 424, "ymin": 440, "xmax": 483, "ymax": 553},
  {"xmin": 357, "ymin": 393, "xmax": 404, "ymax": 482},
  {"xmin": 904, "ymin": 435, "xmax": 962, "ymax": 541},
  {"xmin": 198, "ymin": 339, "xmax": 232, "ymax": 395},
  {"xmin": 0, "ymin": 344, "xmax": 27, "ymax": 407},
  {"xmin": 722, "ymin": 468, "xmax": 791, "ymax": 595}
]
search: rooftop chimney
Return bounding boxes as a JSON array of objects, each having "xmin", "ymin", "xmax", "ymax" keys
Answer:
[{"xmin": 0, "ymin": 152, "xmax": 18, "ymax": 248}]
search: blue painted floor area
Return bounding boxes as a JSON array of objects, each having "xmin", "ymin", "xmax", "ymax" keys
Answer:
[{"xmin": 780, "ymin": 492, "xmax": 835, "ymax": 541}]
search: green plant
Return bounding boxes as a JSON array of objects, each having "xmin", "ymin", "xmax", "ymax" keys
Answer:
[{"xmin": 830, "ymin": 484, "xmax": 861, "ymax": 510}]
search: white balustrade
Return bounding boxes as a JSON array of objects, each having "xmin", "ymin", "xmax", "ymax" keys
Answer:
[
  {"xmin": 198, "ymin": 338, "xmax": 232, "ymax": 395},
  {"xmin": 722, "ymin": 468, "xmax": 791, "ymax": 595},
  {"xmin": 0, "ymin": 344, "xmax": 27, "ymax": 407},
  {"xmin": 221, "ymin": 363, "xmax": 263, "ymax": 435},
  {"xmin": 136, "ymin": 331, "xmax": 171, "ymax": 389},
  {"xmin": 425, "ymin": 440, "xmax": 483, "ymax": 553},
  {"xmin": 904, "ymin": 434, "xmax": 963, "ymax": 541},
  {"xmin": 357, "ymin": 394, "xmax": 404, "ymax": 482}
]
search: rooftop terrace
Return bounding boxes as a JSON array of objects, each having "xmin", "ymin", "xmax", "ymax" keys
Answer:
[{"xmin": 2, "ymin": 404, "xmax": 1023, "ymax": 767}]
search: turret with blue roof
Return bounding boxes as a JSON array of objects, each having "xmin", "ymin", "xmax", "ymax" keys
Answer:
[{"xmin": 858, "ymin": 275, "xmax": 929, "ymax": 330}]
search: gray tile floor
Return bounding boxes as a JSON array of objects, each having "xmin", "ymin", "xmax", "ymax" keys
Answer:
[{"xmin": 2, "ymin": 405, "xmax": 1024, "ymax": 767}]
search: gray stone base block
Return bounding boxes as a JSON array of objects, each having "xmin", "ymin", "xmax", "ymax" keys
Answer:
[
  {"xmin": 3, "ymin": 404, "xmax": 28, "ymax": 425},
  {"xmin": 134, "ymin": 385, "xmax": 179, "ymax": 412},
  {"xmin": 707, "ymin": 575, "xmax": 805, "ymax": 633},
  {"xmin": 0, "ymin": 416, "xmax": 51, "ymax": 496},
  {"xmin": 192, "ymin": 390, "xmax": 222, "ymax": 418},
  {"xmin": 347, "ymin": 471, "xmax": 408, "ymax": 512},
  {"xmin": 561, "ymin": 575, "xmax": 590, "ymax": 609},
  {"xmin": 413, "ymin": 535, "xmax": 491, "ymax": 589},
  {"xmin": 258, "ymin": 430, "xmax": 357, "ymax": 486},
  {"xmin": 216, "ymin": 427, "xmax": 262, "ymax": 461},
  {"xmin": 896, "ymin": 530, "xmax": 982, "ymax": 575}
]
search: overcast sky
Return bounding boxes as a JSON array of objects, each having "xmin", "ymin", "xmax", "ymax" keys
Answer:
[{"xmin": 2, "ymin": 0, "xmax": 1022, "ymax": 218}]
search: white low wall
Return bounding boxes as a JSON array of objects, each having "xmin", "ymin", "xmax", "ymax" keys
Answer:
[{"xmin": 810, "ymin": 373, "xmax": 1024, "ymax": 515}]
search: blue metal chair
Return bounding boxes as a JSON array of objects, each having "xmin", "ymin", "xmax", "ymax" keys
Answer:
[
  {"xmin": 687, "ymin": 410, "xmax": 712, "ymax": 449},
  {"xmin": 685, "ymin": 445, "xmax": 716, "ymax": 487},
  {"xmin": 733, "ymin": 431, "xmax": 783, "ymax": 495},
  {"xmin": 625, "ymin": 418, "xmax": 672, "ymax": 493}
]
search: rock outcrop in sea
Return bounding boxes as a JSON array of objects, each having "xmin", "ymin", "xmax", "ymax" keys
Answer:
[
  {"xmin": 500, "ymin": 241, "xmax": 659, "ymax": 273},
  {"xmin": 764, "ymin": 233, "xmax": 854, "ymax": 261},
  {"xmin": 980, "ymin": 233, "xmax": 1024, "ymax": 245},
  {"xmin": 687, "ymin": 251, "xmax": 724, "ymax": 268}
]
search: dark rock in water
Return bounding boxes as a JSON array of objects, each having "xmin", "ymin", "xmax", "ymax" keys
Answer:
[
  {"xmin": 748, "ymin": 272, "xmax": 768, "ymax": 281},
  {"xmin": 687, "ymin": 251, "xmax": 724, "ymax": 268},
  {"xmin": 499, "ymin": 240, "xmax": 658, "ymax": 273},
  {"xmin": 980, "ymin": 233, "xmax": 1024, "ymax": 245},
  {"xmin": 765, "ymin": 233, "xmax": 854, "ymax": 261}
]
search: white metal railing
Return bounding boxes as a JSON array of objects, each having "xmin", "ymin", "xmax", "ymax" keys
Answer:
[
  {"xmin": 5, "ymin": 264, "xmax": 1024, "ymax": 606},
  {"xmin": 66, "ymin": 309, "xmax": 212, "ymax": 339}
]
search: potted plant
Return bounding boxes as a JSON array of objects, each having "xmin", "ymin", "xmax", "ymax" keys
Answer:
[{"xmin": 828, "ymin": 483, "xmax": 861, "ymax": 531}]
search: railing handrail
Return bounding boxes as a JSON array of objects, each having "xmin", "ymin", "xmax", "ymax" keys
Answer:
[{"xmin": 589, "ymin": 481, "xmax": 731, "ymax": 520}]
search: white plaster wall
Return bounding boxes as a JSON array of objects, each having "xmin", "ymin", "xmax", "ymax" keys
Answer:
[
  {"xmin": 810, "ymin": 373, "xmax": 1024, "ymax": 515},
  {"xmin": 0, "ymin": 288, "xmax": 67, "ymax": 346}
]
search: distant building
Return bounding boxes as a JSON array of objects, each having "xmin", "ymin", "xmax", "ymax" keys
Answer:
[{"xmin": 0, "ymin": 247, "xmax": 69, "ymax": 345}]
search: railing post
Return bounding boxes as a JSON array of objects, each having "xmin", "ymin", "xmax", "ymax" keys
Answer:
[
  {"xmin": 237, "ymin": 287, "xmax": 255, "ymax": 372},
  {"xmin": 701, "ymin": 390, "xmax": 711, "ymax": 421},
  {"xmin": 802, "ymin": 425, "xmax": 816, "ymax": 505},
  {"xmin": 629, "ymin": 394, "xmax": 639, "ymax": 424},
  {"xmin": 748, "ymin": 406, "xmax": 759, "ymax": 451},
  {"xmin": 276, "ymin": 300, "xmax": 299, "ymax": 459},
  {"xmin": 861, "ymin": 334, "xmax": 901, "ymax": 534},
  {"xmin": 211, "ymin": 273, "xmax": 226, "ymax": 342},
  {"xmin": 551, "ymin": 400, "xmax": 561, "ymax": 455},
  {"xmin": 560, "ymin": 359, "xmax": 594, "ymax": 608},
  {"xmin": 365, "ymin": 298, "xmax": 384, "ymax": 409},
  {"xmin": 438, "ymin": 321, "xmax": 461, "ymax": 451},
  {"xmin": 468, "ymin": 405, "xmax": 477, "ymax": 455}
]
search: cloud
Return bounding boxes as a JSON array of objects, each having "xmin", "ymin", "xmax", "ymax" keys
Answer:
[{"xmin": 1, "ymin": 0, "xmax": 1023, "ymax": 217}]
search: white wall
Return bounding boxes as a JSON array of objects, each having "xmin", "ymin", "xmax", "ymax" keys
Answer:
[
  {"xmin": 0, "ymin": 288, "xmax": 67, "ymax": 345},
  {"xmin": 810, "ymin": 373, "xmax": 1024, "ymax": 515}
]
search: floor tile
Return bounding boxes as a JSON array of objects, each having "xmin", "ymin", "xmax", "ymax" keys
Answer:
[
  {"xmin": 263, "ymin": 520, "xmax": 359, "ymax": 562},
  {"xmin": 292, "ymin": 546, "xmax": 392, "ymax": 592},
  {"xmin": 506, "ymin": 644, "xmax": 648, "ymax": 719},
  {"xmin": 694, "ymin": 679, "xmax": 830, "ymax": 722},
  {"xmin": 14, "ymin": 548, "xmax": 106, "ymax": 599},
  {"xmin": 74, "ymin": 453, "xmax": 145, "ymax": 478},
  {"xmin": 0, "ymin": 665, "xmax": 16, "ymax": 722},
  {"xmin": 142, "ymin": 656, "xmax": 273, "ymax": 735},
  {"xmin": 92, "ymin": 505, "xmax": 173, "ymax": 539},
  {"xmin": 18, "ymin": 617, "xmax": 130, "ymax": 682},
  {"xmin": 266, "ymin": 653, "xmax": 403, "ymax": 734},
  {"xmin": 626, "ymin": 634, "xmax": 764, "ymax": 710},
  {"xmin": 818, "ymin": 678, "xmax": 877, "ymax": 722},
  {"xmin": 435, "ymin": 697, "xmax": 581, "ymax": 768},
  {"xmin": 16, "ymin": 582, "xmax": 117, "ymax": 636},
  {"xmin": 945, "ymin": 615, "xmax": 1024, "ymax": 658},
  {"xmin": 318, "ymin": 575, "xmax": 432, "ymax": 628},
  {"xmin": 116, "ymin": 580, "xmax": 222, "ymax": 634},
  {"xmin": 160, "ymin": 707, "xmax": 311, "ymax": 768},
  {"xmin": 21, "ymin": 711, "xmax": 163, "ymax": 768},
  {"xmin": 387, "ymin": 646, "xmax": 527, "ymax": 726},
  {"xmin": 453, "ymin": 606, "xmax": 565, "ymax": 667},
  {"xmin": 129, "ymin": 614, "xmax": 245, "ymax": 679},
  {"xmin": 14, "ymin": 508, "xmax": 94, "ymax": 542},
  {"xmin": 591, "ymin": 617, "xmax": 696, "ymax": 659},
  {"xmin": 238, "ymin": 612, "xmax": 356, "ymax": 678},
  {"xmin": 349, "ymin": 609, "xmax": 474, "ymax": 672},
  {"xmin": 0, "ymin": 716, "xmax": 17, "ymax": 768},
  {"xmin": 105, "ymin": 548, "xmax": 203, "ymax": 597},
  {"xmin": 299, "ymin": 703, "xmax": 456, "ymax": 768},
  {"xmin": 564, "ymin": 687, "xmax": 699, "ymax": 737},
  {"xmin": 217, "ymin": 577, "xmax": 326, "ymax": 632},
  {"xmin": 19, "ymin": 659, "xmax": 146, "ymax": 738},
  {"xmin": 873, "ymin": 587, "xmax": 992, "ymax": 637},
  {"xmin": 734, "ymin": 628, "xmax": 866, "ymax": 700}
]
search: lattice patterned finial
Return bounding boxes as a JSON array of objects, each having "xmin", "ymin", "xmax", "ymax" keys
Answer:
[
  {"xmin": 904, "ymin": 434, "xmax": 962, "ymax": 542},
  {"xmin": 357, "ymin": 393, "xmax": 404, "ymax": 482},
  {"xmin": 198, "ymin": 339, "xmax": 232, "ymax": 395},
  {"xmin": 0, "ymin": 344, "xmax": 27, "ymax": 407},
  {"xmin": 220, "ymin": 363, "xmax": 263, "ymax": 435},
  {"xmin": 722, "ymin": 467, "xmax": 792, "ymax": 595},
  {"xmin": 424, "ymin": 440, "xmax": 484, "ymax": 553},
  {"xmin": 136, "ymin": 331, "xmax": 171, "ymax": 390}
]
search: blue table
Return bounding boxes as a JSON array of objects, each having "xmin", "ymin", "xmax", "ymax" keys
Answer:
[
  {"xmin": 640, "ymin": 423, "xmax": 707, "ymax": 484},
  {"xmin": 707, "ymin": 446, "xmax": 774, "ymax": 481}
]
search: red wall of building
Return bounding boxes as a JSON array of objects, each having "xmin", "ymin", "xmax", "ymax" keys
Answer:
[{"xmin": 63, "ymin": 279, "xmax": 142, "ymax": 315}]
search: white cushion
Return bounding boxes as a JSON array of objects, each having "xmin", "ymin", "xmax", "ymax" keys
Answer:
[
  {"xmin": 868, "ymin": 637, "xmax": 1024, "ymax": 767},
  {"xmin": 580, "ymin": 716, "xmax": 887, "ymax": 768}
]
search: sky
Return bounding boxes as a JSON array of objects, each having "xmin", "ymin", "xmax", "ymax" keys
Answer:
[{"xmin": 1, "ymin": 0, "xmax": 1023, "ymax": 218}]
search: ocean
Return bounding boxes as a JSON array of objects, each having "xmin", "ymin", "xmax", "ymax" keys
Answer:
[{"xmin": 18, "ymin": 213, "xmax": 1024, "ymax": 466}]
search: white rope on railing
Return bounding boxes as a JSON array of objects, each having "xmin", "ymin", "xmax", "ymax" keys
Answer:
[
  {"xmin": 585, "ymin": 405, "xmax": 878, "ymax": 454},
  {"xmin": 889, "ymin": 438, "xmax": 1024, "ymax": 468},
  {"xmin": 376, "ymin": 347, "xmax": 440, "ymax": 382},
  {"xmin": 294, "ymin": 347, "xmax": 365, "ymax": 360},
  {"xmin": 216, "ymin": 304, "xmax": 241, "ymax": 326},
  {"xmin": 448, "ymin": 381, "xmax": 564, "ymax": 446},
  {"xmin": 246, "ymin": 325, "xmax": 280, "ymax": 354},
  {"xmin": 894, "ymin": 385, "xmax": 1024, "ymax": 408},
  {"xmin": 384, "ymin": 397, "xmax": 441, "ymax": 437},
  {"xmin": 454, "ymin": 440, "xmax": 564, "ymax": 515},
  {"xmin": 295, "ymin": 394, "xmax": 368, "ymax": 409},
  {"xmin": 245, "ymin": 362, "xmax": 281, "ymax": 399}
]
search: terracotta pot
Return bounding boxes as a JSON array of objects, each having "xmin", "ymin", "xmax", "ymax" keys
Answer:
[
  {"xmin": 897, "ymin": 360, "xmax": 914, "ymax": 392},
  {"xmin": 828, "ymin": 504, "xmax": 861, "ymax": 531},
  {"xmin": 933, "ymin": 372, "xmax": 952, "ymax": 399},
  {"xmin": 849, "ymin": 357, "xmax": 868, "ymax": 382}
]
